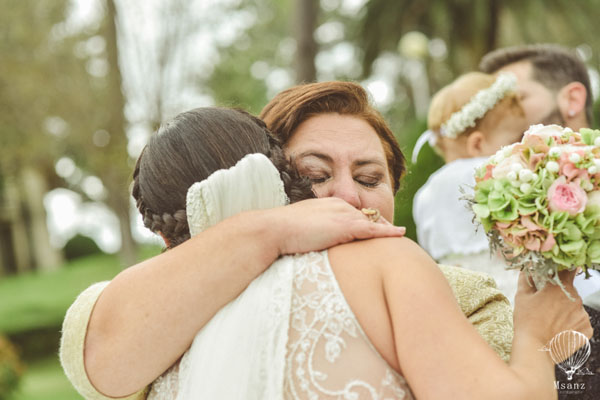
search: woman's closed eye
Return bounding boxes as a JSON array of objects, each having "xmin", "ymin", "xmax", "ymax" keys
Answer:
[
  {"xmin": 355, "ymin": 175, "xmax": 381, "ymax": 188},
  {"xmin": 308, "ymin": 174, "xmax": 330, "ymax": 184}
]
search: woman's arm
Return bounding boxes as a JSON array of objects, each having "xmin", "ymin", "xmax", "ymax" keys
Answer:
[
  {"xmin": 83, "ymin": 198, "xmax": 405, "ymax": 397},
  {"xmin": 376, "ymin": 238, "xmax": 591, "ymax": 400}
]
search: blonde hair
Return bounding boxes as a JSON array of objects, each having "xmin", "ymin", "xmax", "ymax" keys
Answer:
[{"xmin": 428, "ymin": 72, "xmax": 523, "ymax": 154}]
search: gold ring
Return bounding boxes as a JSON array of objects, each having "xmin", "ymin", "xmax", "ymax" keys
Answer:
[{"xmin": 361, "ymin": 208, "xmax": 380, "ymax": 222}]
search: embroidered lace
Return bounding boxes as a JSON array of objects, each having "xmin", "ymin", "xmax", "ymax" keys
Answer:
[{"xmin": 146, "ymin": 153, "xmax": 411, "ymax": 399}]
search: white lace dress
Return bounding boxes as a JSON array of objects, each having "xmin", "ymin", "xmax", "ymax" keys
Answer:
[
  {"xmin": 147, "ymin": 154, "xmax": 412, "ymax": 399},
  {"xmin": 147, "ymin": 251, "xmax": 412, "ymax": 400}
]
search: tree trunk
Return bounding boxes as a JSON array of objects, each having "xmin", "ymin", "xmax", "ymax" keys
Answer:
[
  {"xmin": 104, "ymin": 0, "xmax": 138, "ymax": 267},
  {"xmin": 485, "ymin": 0, "xmax": 500, "ymax": 54},
  {"xmin": 295, "ymin": 0, "xmax": 318, "ymax": 83},
  {"xmin": 20, "ymin": 166, "xmax": 63, "ymax": 271},
  {"xmin": 2, "ymin": 177, "xmax": 31, "ymax": 274}
]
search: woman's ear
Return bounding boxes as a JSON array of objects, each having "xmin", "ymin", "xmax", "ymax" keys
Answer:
[
  {"xmin": 465, "ymin": 131, "xmax": 486, "ymax": 157},
  {"xmin": 557, "ymin": 82, "xmax": 588, "ymax": 127}
]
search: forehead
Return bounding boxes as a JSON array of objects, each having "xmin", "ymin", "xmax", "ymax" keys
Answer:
[
  {"xmin": 284, "ymin": 113, "xmax": 387, "ymax": 162},
  {"xmin": 497, "ymin": 60, "xmax": 533, "ymax": 82}
]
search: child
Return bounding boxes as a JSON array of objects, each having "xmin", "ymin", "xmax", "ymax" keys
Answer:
[{"xmin": 413, "ymin": 72, "xmax": 528, "ymax": 304}]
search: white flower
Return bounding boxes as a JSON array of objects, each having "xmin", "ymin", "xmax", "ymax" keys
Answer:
[
  {"xmin": 507, "ymin": 171, "xmax": 518, "ymax": 181},
  {"xmin": 569, "ymin": 153, "xmax": 581, "ymax": 163},
  {"xmin": 511, "ymin": 163, "xmax": 523, "ymax": 172},
  {"xmin": 589, "ymin": 166, "xmax": 598, "ymax": 175},
  {"xmin": 546, "ymin": 161, "xmax": 560, "ymax": 173},
  {"xmin": 492, "ymin": 154, "xmax": 527, "ymax": 179},
  {"xmin": 520, "ymin": 183, "xmax": 532, "ymax": 193},
  {"xmin": 548, "ymin": 147, "xmax": 562, "ymax": 158},
  {"xmin": 440, "ymin": 73, "xmax": 517, "ymax": 139},
  {"xmin": 595, "ymin": 137, "xmax": 600, "ymax": 147},
  {"xmin": 524, "ymin": 124, "xmax": 564, "ymax": 141},
  {"xmin": 493, "ymin": 150, "xmax": 505, "ymax": 163},
  {"xmin": 519, "ymin": 169, "xmax": 534, "ymax": 182}
]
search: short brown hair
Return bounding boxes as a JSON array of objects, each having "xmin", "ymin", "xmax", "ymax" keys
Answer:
[
  {"xmin": 480, "ymin": 44, "xmax": 593, "ymax": 123},
  {"xmin": 260, "ymin": 81, "xmax": 405, "ymax": 193}
]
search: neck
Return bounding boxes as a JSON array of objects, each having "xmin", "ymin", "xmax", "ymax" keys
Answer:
[{"xmin": 564, "ymin": 115, "xmax": 589, "ymax": 131}]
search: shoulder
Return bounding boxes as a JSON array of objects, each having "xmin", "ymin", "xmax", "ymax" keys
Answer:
[
  {"xmin": 330, "ymin": 237, "xmax": 435, "ymax": 267},
  {"xmin": 329, "ymin": 237, "xmax": 447, "ymax": 292}
]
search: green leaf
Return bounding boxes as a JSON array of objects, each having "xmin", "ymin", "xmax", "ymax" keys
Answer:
[{"xmin": 472, "ymin": 203, "xmax": 490, "ymax": 219}]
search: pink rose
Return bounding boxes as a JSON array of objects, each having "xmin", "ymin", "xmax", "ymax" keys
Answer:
[{"xmin": 548, "ymin": 176, "xmax": 588, "ymax": 216}]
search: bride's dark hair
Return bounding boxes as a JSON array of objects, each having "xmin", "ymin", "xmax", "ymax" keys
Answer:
[{"xmin": 132, "ymin": 107, "xmax": 314, "ymax": 249}]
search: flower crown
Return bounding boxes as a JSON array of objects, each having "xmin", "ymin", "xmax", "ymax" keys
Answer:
[{"xmin": 440, "ymin": 73, "xmax": 517, "ymax": 139}]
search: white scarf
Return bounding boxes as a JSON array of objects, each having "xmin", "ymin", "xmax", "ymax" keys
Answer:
[{"xmin": 176, "ymin": 153, "xmax": 294, "ymax": 399}]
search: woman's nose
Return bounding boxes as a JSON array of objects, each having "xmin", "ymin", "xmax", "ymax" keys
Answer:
[{"xmin": 327, "ymin": 176, "xmax": 361, "ymax": 209}]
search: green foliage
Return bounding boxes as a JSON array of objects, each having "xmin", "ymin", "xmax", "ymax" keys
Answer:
[
  {"xmin": 392, "ymin": 118, "xmax": 444, "ymax": 240},
  {"xmin": 0, "ymin": 246, "xmax": 161, "ymax": 335},
  {"xmin": 358, "ymin": 0, "xmax": 600, "ymax": 79},
  {"xmin": 7, "ymin": 356, "xmax": 79, "ymax": 400},
  {"xmin": 63, "ymin": 234, "xmax": 102, "ymax": 261},
  {"xmin": 0, "ymin": 335, "xmax": 24, "ymax": 399},
  {"xmin": 204, "ymin": 0, "xmax": 294, "ymax": 114}
]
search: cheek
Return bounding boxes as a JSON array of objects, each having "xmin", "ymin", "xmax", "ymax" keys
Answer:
[{"xmin": 311, "ymin": 184, "xmax": 329, "ymax": 199}]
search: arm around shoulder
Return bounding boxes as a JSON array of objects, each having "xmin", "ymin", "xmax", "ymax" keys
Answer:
[
  {"xmin": 376, "ymin": 238, "xmax": 555, "ymax": 399},
  {"xmin": 60, "ymin": 282, "xmax": 148, "ymax": 400}
]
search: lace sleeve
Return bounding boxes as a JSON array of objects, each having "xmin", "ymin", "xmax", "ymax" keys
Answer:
[{"xmin": 147, "ymin": 360, "xmax": 180, "ymax": 400}]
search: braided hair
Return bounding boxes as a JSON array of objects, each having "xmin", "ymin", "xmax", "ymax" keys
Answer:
[{"xmin": 131, "ymin": 107, "xmax": 314, "ymax": 249}]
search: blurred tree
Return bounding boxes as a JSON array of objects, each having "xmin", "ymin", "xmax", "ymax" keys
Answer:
[
  {"xmin": 0, "ymin": 335, "xmax": 23, "ymax": 399},
  {"xmin": 295, "ymin": 0, "xmax": 318, "ymax": 83},
  {"xmin": 0, "ymin": 0, "xmax": 74, "ymax": 272},
  {"xmin": 359, "ymin": 0, "xmax": 600, "ymax": 79},
  {"xmin": 204, "ymin": 0, "xmax": 296, "ymax": 113},
  {"xmin": 0, "ymin": 0, "xmax": 140, "ymax": 269},
  {"xmin": 116, "ymin": 0, "xmax": 205, "ymax": 130},
  {"xmin": 98, "ymin": 0, "xmax": 137, "ymax": 265}
]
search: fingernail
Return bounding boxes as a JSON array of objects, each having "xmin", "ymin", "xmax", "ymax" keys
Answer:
[{"xmin": 397, "ymin": 226, "xmax": 406, "ymax": 233}]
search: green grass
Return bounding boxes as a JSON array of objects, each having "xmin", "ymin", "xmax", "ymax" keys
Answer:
[
  {"xmin": 0, "ymin": 246, "xmax": 162, "ymax": 399},
  {"xmin": 0, "ymin": 246, "xmax": 161, "ymax": 335},
  {"xmin": 8, "ymin": 356, "xmax": 81, "ymax": 400}
]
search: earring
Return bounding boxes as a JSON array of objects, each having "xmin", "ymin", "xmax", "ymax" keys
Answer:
[{"xmin": 568, "ymin": 110, "xmax": 576, "ymax": 117}]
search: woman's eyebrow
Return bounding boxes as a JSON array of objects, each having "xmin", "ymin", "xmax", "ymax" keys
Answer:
[
  {"xmin": 296, "ymin": 151, "xmax": 333, "ymax": 163},
  {"xmin": 354, "ymin": 159, "xmax": 386, "ymax": 168}
]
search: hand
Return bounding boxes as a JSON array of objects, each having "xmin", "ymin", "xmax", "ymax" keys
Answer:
[
  {"xmin": 269, "ymin": 197, "xmax": 406, "ymax": 256},
  {"xmin": 513, "ymin": 270, "xmax": 593, "ymax": 347}
]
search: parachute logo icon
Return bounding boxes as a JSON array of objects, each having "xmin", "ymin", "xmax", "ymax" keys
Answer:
[{"xmin": 541, "ymin": 330, "xmax": 591, "ymax": 380}]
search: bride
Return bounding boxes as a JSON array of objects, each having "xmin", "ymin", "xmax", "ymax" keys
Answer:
[{"xmin": 125, "ymin": 106, "xmax": 590, "ymax": 399}]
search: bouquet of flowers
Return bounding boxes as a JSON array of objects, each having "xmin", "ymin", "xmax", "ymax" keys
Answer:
[{"xmin": 472, "ymin": 124, "xmax": 600, "ymax": 294}]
